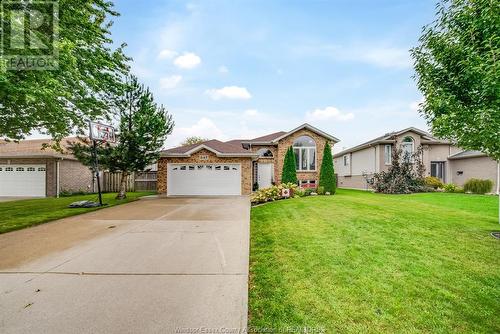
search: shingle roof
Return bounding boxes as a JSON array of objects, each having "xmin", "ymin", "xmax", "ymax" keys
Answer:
[
  {"xmin": 332, "ymin": 127, "xmax": 446, "ymax": 158},
  {"xmin": 161, "ymin": 139, "xmax": 256, "ymax": 156},
  {"xmin": 448, "ymin": 150, "xmax": 487, "ymax": 160},
  {"xmin": 247, "ymin": 131, "xmax": 287, "ymax": 142},
  {"xmin": 0, "ymin": 137, "xmax": 79, "ymax": 160},
  {"xmin": 163, "ymin": 124, "xmax": 338, "ymax": 156}
]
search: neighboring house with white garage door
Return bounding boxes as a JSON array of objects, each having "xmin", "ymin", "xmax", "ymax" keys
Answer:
[
  {"xmin": 157, "ymin": 123, "xmax": 339, "ymax": 196},
  {"xmin": 0, "ymin": 138, "xmax": 95, "ymax": 197},
  {"xmin": 333, "ymin": 127, "xmax": 499, "ymax": 193}
]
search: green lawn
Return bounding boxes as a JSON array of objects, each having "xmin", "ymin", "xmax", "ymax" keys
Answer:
[
  {"xmin": 249, "ymin": 189, "xmax": 499, "ymax": 333},
  {"xmin": 0, "ymin": 192, "xmax": 154, "ymax": 234}
]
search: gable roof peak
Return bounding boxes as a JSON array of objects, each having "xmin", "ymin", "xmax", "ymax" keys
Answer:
[{"xmin": 272, "ymin": 123, "xmax": 340, "ymax": 143}]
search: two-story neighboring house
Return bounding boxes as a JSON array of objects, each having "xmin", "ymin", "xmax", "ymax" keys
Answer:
[{"xmin": 333, "ymin": 127, "xmax": 499, "ymax": 192}]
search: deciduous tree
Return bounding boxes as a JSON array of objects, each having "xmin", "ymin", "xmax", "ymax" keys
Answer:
[
  {"xmin": 180, "ymin": 136, "xmax": 208, "ymax": 146},
  {"xmin": 411, "ymin": 0, "xmax": 500, "ymax": 220},
  {"xmin": 70, "ymin": 76, "xmax": 174, "ymax": 199},
  {"xmin": 0, "ymin": 0, "xmax": 130, "ymax": 141}
]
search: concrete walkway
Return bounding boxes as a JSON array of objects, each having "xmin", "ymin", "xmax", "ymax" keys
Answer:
[{"xmin": 0, "ymin": 196, "xmax": 250, "ymax": 333}]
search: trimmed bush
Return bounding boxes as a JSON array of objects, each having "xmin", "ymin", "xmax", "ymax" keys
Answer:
[
  {"xmin": 304, "ymin": 188, "xmax": 314, "ymax": 196},
  {"xmin": 281, "ymin": 147, "xmax": 298, "ymax": 184},
  {"xmin": 443, "ymin": 183, "xmax": 463, "ymax": 193},
  {"xmin": 424, "ymin": 176, "xmax": 444, "ymax": 189},
  {"xmin": 463, "ymin": 178, "xmax": 493, "ymax": 194},
  {"xmin": 316, "ymin": 186, "xmax": 325, "ymax": 195},
  {"xmin": 319, "ymin": 142, "xmax": 336, "ymax": 194},
  {"xmin": 250, "ymin": 182, "xmax": 299, "ymax": 204}
]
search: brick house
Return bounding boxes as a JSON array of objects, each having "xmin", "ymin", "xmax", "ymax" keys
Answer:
[
  {"xmin": 157, "ymin": 123, "xmax": 339, "ymax": 196},
  {"xmin": 0, "ymin": 138, "xmax": 95, "ymax": 197}
]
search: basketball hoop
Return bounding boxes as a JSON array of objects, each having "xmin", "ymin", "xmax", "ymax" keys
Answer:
[{"xmin": 89, "ymin": 121, "xmax": 116, "ymax": 143}]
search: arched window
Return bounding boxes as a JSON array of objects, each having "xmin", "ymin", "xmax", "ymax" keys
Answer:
[
  {"xmin": 257, "ymin": 148, "xmax": 273, "ymax": 157},
  {"xmin": 402, "ymin": 136, "xmax": 414, "ymax": 162},
  {"xmin": 293, "ymin": 136, "xmax": 316, "ymax": 171}
]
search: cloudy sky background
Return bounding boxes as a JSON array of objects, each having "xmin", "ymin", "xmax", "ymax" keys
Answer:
[{"xmin": 109, "ymin": 0, "xmax": 435, "ymax": 152}]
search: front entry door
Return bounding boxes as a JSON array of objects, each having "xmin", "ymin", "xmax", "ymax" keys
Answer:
[{"xmin": 258, "ymin": 163, "xmax": 274, "ymax": 189}]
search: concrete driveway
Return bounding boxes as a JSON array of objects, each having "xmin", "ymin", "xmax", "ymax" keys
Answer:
[{"xmin": 0, "ymin": 196, "xmax": 250, "ymax": 333}]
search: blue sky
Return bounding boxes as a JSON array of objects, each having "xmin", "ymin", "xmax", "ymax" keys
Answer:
[{"xmin": 110, "ymin": 0, "xmax": 436, "ymax": 152}]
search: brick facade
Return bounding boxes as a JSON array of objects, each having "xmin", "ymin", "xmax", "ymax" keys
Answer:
[
  {"xmin": 248, "ymin": 145, "xmax": 277, "ymax": 184},
  {"xmin": 157, "ymin": 149, "xmax": 253, "ymax": 195},
  {"xmin": 276, "ymin": 128, "xmax": 334, "ymax": 184},
  {"xmin": 157, "ymin": 128, "xmax": 335, "ymax": 195},
  {"xmin": 59, "ymin": 160, "xmax": 94, "ymax": 193}
]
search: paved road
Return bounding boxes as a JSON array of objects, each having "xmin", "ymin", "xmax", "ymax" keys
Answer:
[{"xmin": 0, "ymin": 196, "xmax": 250, "ymax": 333}]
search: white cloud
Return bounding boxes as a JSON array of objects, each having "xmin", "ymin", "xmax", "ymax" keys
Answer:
[
  {"xmin": 159, "ymin": 75, "xmax": 182, "ymax": 90},
  {"xmin": 218, "ymin": 65, "xmax": 229, "ymax": 74},
  {"xmin": 205, "ymin": 86, "xmax": 252, "ymax": 100},
  {"xmin": 306, "ymin": 106, "xmax": 354, "ymax": 122},
  {"xmin": 292, "ymin": 43, "xmax": 411, "ymax": 69},
  {"xmin": 157, "ymin": 49, "xmax": 178, "ymax": 60},
  {"xmin": 244, "ymin": 109, "xmax": 259, "ymax": 117},
  {"xmin": 173, "ymin": 52, "xmax": 202, "ymax": 69},
  {"xmin": 168, "ymin": 118, "xmax": 227, "ymax": 147}
]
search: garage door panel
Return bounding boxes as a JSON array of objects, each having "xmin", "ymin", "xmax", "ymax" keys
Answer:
[
  {"xmin": 167, "ymin": 164, "xmax": 241, "ymax": 196},
  {"xmin": 0, "ymin": 165, "xmax": 46, "ymax": 197}
]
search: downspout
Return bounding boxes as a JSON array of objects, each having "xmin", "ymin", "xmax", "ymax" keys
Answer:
[{"xmin": 56, "ymin": 159, "xmax": 60, "ymax": 198}]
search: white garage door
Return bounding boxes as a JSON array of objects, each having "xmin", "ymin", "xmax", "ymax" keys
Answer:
[
  {"xmin": 0, "ymin": 165, "xmax": 46, "ymax": 197},
  {"xmin": 167, "ymin": 163, "xmax": 241, "ymax": 196}
]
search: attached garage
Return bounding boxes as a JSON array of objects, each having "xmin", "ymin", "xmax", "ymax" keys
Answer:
[
  {"xmin": 159, "ymin": 140, "xmax": 257, "ymax": 196},
  {"xmin": 0, "ymin": 164, "xmax": 46, "ymax": 197},
  {"xmin": 167, "ymin": 163, "xmax": 241, "ymax": 196}
]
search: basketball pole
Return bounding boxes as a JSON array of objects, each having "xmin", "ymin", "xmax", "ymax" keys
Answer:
[{"xmin": 92, "ymin": 138, "xmax": 103, "ymax": 206}]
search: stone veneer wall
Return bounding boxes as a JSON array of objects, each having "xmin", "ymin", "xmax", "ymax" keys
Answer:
[
  {"xmin": 157, "ymin": 148, "xmax": 253, "ymax": 195},
  {"xmin": 275, "ymin": 128, "xmax": 334, "ymax": 184}
]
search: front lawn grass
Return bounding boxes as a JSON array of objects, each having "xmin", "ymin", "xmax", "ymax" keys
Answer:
[
  {"xmin": 0, "ymin": 192, "xmax": 154, "ymax": 234},
  {"xmin": 249, "ymin": 189, "xmax": 499, "ymax": 333}
]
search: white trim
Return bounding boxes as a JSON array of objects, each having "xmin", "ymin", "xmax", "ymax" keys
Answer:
[
  {"xmin": 272, "ymin": 123, "xmax": 340, "ymax": 143},
  {"xmin": 161, "ymin": 144, "xmax": 259, "ymax": 158},
  {"xmin": 384, "ymin": 144, "xmax": 392, "ymax": 165}
]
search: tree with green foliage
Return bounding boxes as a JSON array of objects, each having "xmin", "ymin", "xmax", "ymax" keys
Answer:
[
  {"xmin": 180, "ymin": 136, "xmax": 208, "ymax": 146},
  {"xmin": 0, "ymin": 0, "xmax": 130, "ymax": 142},
  {"xmin": 319, "ymin": 142, "xmax": 336, "ymax": 194},
  {"xmin": 281, "ymin": 147, "xmax": 298, "ymax": 184},
  {"xmin": 411, "ymin": 0, "xmax": 499, "ymax": 161},
  {"xmin": 411, "ymin": 0, "xmax": 499, "ymax": 221},
  {"xmin": 70, "ymin": 76, "xmax": 174, "ymax": 199}
]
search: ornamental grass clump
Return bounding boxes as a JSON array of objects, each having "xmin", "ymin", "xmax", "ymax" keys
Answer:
[{"xmin": 463, "ymin": 178, "xmax": 493, "ymax": 194}]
